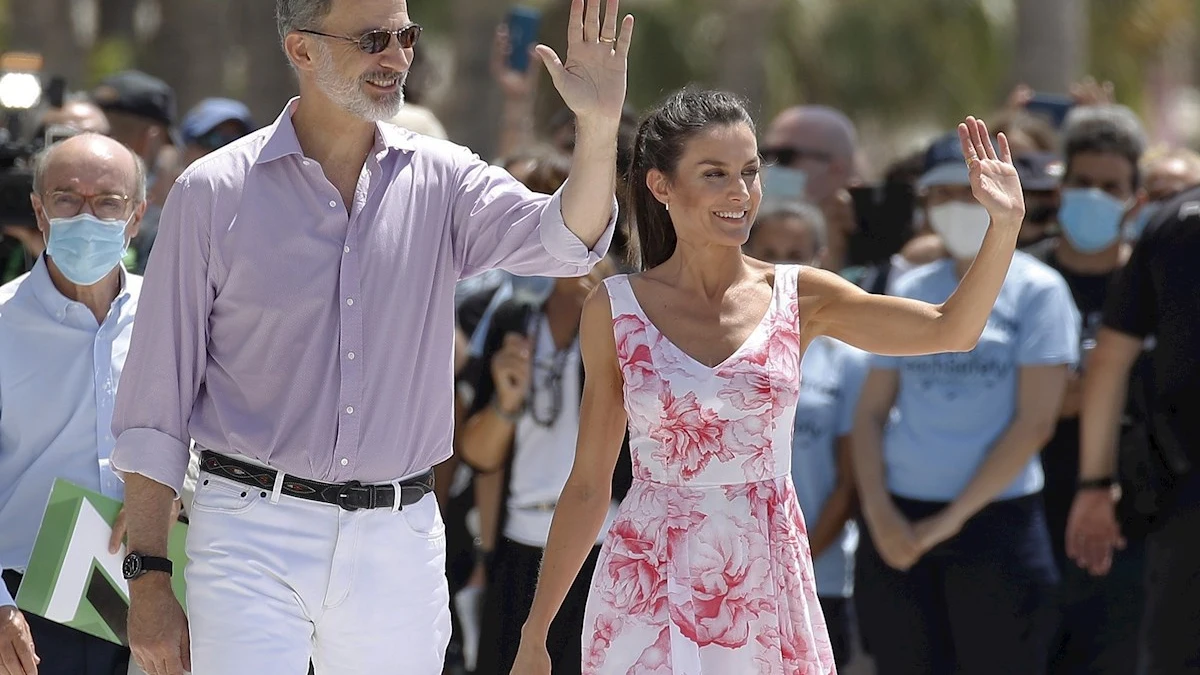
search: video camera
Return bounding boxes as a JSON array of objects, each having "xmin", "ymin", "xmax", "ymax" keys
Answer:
[
  {"xmin": 0, "ymin": 72, "xmax": 65, "ymax": 228},
  {"xmin": 0, "ymin": 133, "xmax": 39, "ymax": 228}
]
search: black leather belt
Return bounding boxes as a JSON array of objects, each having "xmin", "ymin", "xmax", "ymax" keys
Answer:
[{"xmin": 199, "ymin": 450, "xmax": 434, "ymax": 512}]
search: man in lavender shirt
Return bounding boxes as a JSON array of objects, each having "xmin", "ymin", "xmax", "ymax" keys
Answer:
[{"xmin": 110, "ymin": 0, "xmax": 635, "ymax": 673}]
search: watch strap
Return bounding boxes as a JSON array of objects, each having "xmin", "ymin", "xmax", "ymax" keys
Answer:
[
  {"xmin": 1077, "ymin": 476, "xmax": 1116, "ymax": 491},
  {"xmin": 125, "ymin": 553, "xmax": 173, "ymax": 579},
  {"xmin": 139, "ymin": 555, "xmax": 173, "ymax": 574}
]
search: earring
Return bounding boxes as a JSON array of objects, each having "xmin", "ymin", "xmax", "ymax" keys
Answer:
[{"xmin": 665, "ymin": 202, "xmax": 670, "ymax": 211}]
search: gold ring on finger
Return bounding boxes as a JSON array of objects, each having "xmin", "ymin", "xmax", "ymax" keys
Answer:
[{"xmin": 599, "ymin": 36, "xmax": 617, "ymax": 43}]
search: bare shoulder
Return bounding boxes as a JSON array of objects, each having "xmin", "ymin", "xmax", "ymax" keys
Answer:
[
  {"xmin": 580, "ymin": 280, "xmax": 621, "ymax": 375},
  {"xmin": 583, "ymin": 277, "xmax": 617, "ymax": 319}
]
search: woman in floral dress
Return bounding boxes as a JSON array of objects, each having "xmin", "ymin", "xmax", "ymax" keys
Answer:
[{"xmin": 510, "ymin": 87, "xmax": 1027, "ymax": 675}]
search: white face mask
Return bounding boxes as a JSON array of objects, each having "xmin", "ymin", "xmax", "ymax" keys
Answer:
[{"xmin": 928, "ymin": 201, "xmax": 991, "ymax": 260}]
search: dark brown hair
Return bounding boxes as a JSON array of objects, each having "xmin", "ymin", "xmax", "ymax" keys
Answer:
[{"xmin": 625, "ymin": 88, "xmax": 755, "ymax": 270}]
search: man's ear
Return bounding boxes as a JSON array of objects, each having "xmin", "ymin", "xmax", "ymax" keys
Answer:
[
  {"xmin": 284, "ymin": 33, "xmax": 318, "ymax": 73},
  {"xmin": 30, "ymin": 193, "xmax": 49, "ymax": 237},
  {"xmin": 127, "ymin": 200, "xmax": 148, "ymax": 240}
]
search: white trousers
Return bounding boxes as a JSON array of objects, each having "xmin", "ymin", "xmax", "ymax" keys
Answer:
[{"xmin": 184, "ymin": 467, "xmax": 451, "ymax": 674}]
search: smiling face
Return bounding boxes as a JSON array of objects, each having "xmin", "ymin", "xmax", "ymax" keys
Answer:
[
  {"xmin": 647, "ymin": 122, "xmax": 762, "ymax": 250},
  {"xmin": 287, "ymin": 0, "xmax": 414, "ymax": 122}
]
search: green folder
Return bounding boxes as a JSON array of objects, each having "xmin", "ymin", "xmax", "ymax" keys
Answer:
[{"xmin": 15, "ymin": 478, "xmax": 188, "ymax": 645}]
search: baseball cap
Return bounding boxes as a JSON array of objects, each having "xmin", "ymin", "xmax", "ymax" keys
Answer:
[
  {"xmin": 181, "ymin": 98, "xmax": 255, "ymax": 145},
  {"xmin": 1012, "ymin": 152, "xmax": 1064, "ymax": 191},
  {"xmin": 917, "ymin": 132, "xmax": 971, "ymax": 190},
  {"xmin": 91, "ymin": 70, "xmax": 177, "ymax": 128}
]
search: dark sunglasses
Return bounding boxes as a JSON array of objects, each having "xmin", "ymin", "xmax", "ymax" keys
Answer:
[
  {"xmin": 760, "ymin": 146, "xmax": 833, "ymax": 167},
  {"xmin": 297, "ymin": 23, "xmax": 422, "ymax": 54}
]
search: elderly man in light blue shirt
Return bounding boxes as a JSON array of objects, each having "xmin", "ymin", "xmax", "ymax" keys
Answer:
[{"xmin": 0, "ymin": 133, "xmax": 147, "ymax": 675}]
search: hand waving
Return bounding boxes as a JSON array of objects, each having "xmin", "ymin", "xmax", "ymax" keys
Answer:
[
  {"xmin": 959, "ymin": 116, "xmax": 1025, "ymax": 227},
  {"xmin": 536, "ymin": 0, "xmax": 634, "ymax": 123}
]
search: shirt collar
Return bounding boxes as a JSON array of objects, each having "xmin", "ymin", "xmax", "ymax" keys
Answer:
[
  {"xmin": 29, "ymin": 255, "xmax": 133, "ymax": 324},
  {"xmin": 255, "ymin": 96, "xmax": 418, "ymax": 166}
]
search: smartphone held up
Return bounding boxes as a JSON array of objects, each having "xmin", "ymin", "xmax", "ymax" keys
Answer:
[{"xmin": 506, "ymin": 6, "xmax": 542, "ymax": 73}]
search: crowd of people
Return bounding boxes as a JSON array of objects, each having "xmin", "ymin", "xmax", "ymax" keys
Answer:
[{"xmin": 2, "ymin": 0, "xmax": 1199, "ymax": 674}]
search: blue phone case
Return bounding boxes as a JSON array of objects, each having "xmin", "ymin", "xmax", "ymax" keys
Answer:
[
  {"xmin": 1025, "ymin": 94, "xmax": 1074, "ymax": 129},
  {"xmin": 507, "ymin": 7, "xmax": 542, "ymax": 72}
]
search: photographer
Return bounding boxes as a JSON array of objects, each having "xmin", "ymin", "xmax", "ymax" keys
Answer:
[
  {"xmin": 3, "ymin": 97, "xmax": 111, "ymax": 283},
  {"xmin": 0, "ymin": 133, "xmax": 148, "ymax": 675},
  {"xmin": 459, "ymin": 251, "xmax": 629, "ymax": 675}
]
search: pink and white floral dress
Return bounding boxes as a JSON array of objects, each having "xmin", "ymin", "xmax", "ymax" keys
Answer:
[{"xmin": 582, "ymin": 265, "xmax": 836, "ymax": 675}]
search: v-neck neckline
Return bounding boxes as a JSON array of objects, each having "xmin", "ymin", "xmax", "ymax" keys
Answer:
[{"xmin": 621, "ymin": 265, "xmax": 780, "ymax": 373}]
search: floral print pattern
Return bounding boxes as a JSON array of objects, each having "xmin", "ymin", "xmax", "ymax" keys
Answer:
[{"xmin": 583, "ymin": 266, "xmax": 836, "ymax": 674}]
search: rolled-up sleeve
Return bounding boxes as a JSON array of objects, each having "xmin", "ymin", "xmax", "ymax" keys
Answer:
[
  {"xmin": 537, "ymin": 185, "xmax": 616, "ymax": 266},
  {"xmin": 450, "ymin": 147, "xmax": 616, "ymax": 280},
  {"xmin": 110, "ymin": 174, "xmax": 215, "ymax": 497}
]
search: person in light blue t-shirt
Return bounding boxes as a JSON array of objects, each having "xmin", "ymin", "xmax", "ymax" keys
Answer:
[
  {"xmin": 852, "ymin": 132, "xmax": 1080, "ymax": 675},
  {"xmin": 744, "ymin": 202, "xmax": 870, "ymax": 668}
]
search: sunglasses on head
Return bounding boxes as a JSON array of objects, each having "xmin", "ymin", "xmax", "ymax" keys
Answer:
[
  {"xmin": 760, "ymin": 146, "xmax": 833, "ymax": 167},
  {"xmin": 297, "ymin": 23, "xmax": 422, "ymax": 54}
]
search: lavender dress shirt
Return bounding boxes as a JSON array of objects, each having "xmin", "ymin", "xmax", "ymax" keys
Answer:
[{"xmin": 111, "ymin": 99, "xmax": 615, "ymax": 496}]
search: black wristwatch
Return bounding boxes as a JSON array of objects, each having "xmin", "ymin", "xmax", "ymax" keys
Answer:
[
  {"xmin": 1077, "ymin": 476, "xmax": 1116, "ymax": 491},
  {"xmin": 122, "ymin": 552, "xmax": 173, "ymax": 580}
]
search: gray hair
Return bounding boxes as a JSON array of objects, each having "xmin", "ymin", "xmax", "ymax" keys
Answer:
[
  {"xmin": 276, "ymin": 0, "xmax": 335, "ymax": 43},
  {"xmin": 754, "ymin": 201, "xmax": 828, "ymax": 250},
  {"xmin": 31, "ymin": 133, "xmax": 148, "ymax": 207}
]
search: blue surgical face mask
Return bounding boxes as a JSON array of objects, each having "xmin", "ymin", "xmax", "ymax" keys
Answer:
[
  {"xmin": 1058, "ymin": 188, "xmax": 1127, "ymax": 253},
  {"xmin": 1125, "ymin": 201, "xmax": 1161, "ymax": 242},
  {"xmin": 44, "ymin": 211, "xmax": 131, "ymax": 286},
  {"xmin": 761, "ymin": 165, "xmax": 808, "ymax": 202}
]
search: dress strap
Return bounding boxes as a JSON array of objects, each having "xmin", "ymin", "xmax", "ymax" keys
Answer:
[
  {"xmin": 601, "ymin": 274, "xmax": 635, "ymax": 319},
  {"xmin": 774, "ymin": 264, "xmax": 802, "ymax": 307}
]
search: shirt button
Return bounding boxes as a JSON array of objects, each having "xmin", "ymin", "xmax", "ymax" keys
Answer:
[
  {"xmin": 340, "ymin": 458, "xmax": 349, "ymax": 466},
  {"xmin": 344, "ymin": 245, "xmax": 351, "ymax": 253},
  {"xmin": 347, "ymin": 352, "xmax": 355, "ymax": 360},
  {"xmin": 346, "ymin": 298, "xmax": 354, "ymax": 306},
  {"xmin": 303, "ymin": 160, "xmax": 311, "ymax": 166},
  {"xmin": 345, "ymin": 406, "xmax": 354, "ymax": 414},
  {"xmin": 329, "ymin": 200, "xmax": 337, "ymax": 208}
]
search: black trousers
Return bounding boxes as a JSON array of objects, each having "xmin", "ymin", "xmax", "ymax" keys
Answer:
[
  {"xmin": 1047, "ymin": 540, "xmax": 1145, "ymax": 675},
  {"xmin": 2, "ymin": 570, "xmax": 130, "ymax": 675},
  {"xmin": 1139, "ymin": 504, "xmax": 1200, "ymax": 674},
  {"xmin": 855, "ymin": 494, "xmax": 1059, "ymax": 675},
  {"xmin": 474, "ymin": 537, "xmax": 601, "ymax": 675},
  {"xmin": 818, "ymin": 596, "xmax": 854, "ymax": 669}
]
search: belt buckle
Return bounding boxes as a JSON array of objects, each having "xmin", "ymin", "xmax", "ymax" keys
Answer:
[{"xmin": 336, "ymin": 481, "xmax": 373, "ymax": 511}]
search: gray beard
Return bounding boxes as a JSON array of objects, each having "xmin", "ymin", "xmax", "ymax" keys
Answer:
[{"xmin": 313, "ymin": 47, "xmax": 407, "ymax": 122}]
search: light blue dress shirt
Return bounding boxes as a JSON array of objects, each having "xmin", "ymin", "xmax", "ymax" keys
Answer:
[
  {"xmin": 0, "ymin": 257, "xmax": 139, "ymax": 606},
  {"xmin": 873, "ymin": 252, "xmax": 1080, "ymax": 502},
  {"xmin": 792, "ymin": 337, "xmax": 869, "ymax": 598}
]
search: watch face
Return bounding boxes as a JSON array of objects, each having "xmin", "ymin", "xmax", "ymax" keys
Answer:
[{"xmin": 122, "ymin": 554, "xmax": 142, "ymax": 579}]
